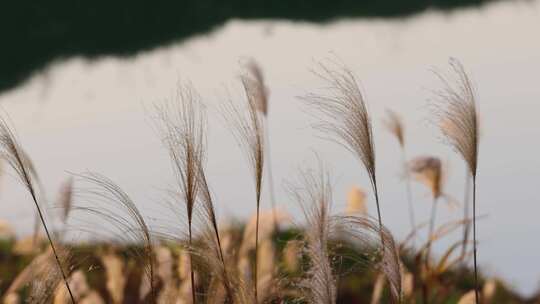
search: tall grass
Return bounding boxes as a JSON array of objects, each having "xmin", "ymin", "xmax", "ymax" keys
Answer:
[
  {"xmin": 461, "ymin": 170, "xmax": 472, "ymax": 261},
  {"xmin": 155, "ymin": 82, "xmax": 206, "ymax": 304},
  {"xmin": 409, "ymin": 155, "xmax": 443, "ymax": 302},
  {"xmin": 383, "ymin": 109, "xmax": 416, "ymax": 243},
  {"xmin": 302, "ymin": 61, "xmax": 384, "ymax": 248},
  {"xmin": 0, "ymin": 58, "xmax": 495, "ymax": 304},
  {"xmin": 242, "ymin": 59, "xmax": 280, "ymax": 232},
  {"xmin": 72, "ymin": 172, "xmax": 156, "ymax": 302},
  {"xmin": 432, "ymin": 58, "xmax": 480, "ymax": 303},
  {"xmin": 222, "ymin": 68, "xmax": 266, "ymax": 301},
  {"xmin": 288, "ymin": 162, "xmax": 402, "ymax": 303},
  {"xmin": 0, "ymin": 117, "xmax": 76, "ymax": 303}
]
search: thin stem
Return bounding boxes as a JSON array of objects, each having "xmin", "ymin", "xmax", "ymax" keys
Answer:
[
  {"xmin": 32, "ymin": 211, "xmax": 40, "ymax": 247},
  {"xmin": 23, "ymin": 170, "xmax": 76, "ymax": 303},
  {"xmin": 401, "ymin": 148, "xmax": 416, "ymax": 247},
  {"xmin": 461, "ymin": 171, "xmax": 472, "ymax": 260},
  {"xmin": 424, "ymin": 195, "xmax": 438, "ymax": 304},
  {"xmin": 149, "ymin": 247, "xmax": 156, "ymax": 303},
  {"xmin": 254, "ymin": 199, "xmax": 260, "ymax": 302},
  {"xmin": 213, "ymin": 224, "xmax": 232, "ymax": 300},
  {"xmin": 426, "ymin": 195, "xmax": 438, "ymax": 267},
  {"xmin": 472, "ymin": 179, "xmax": 480, "ymax": 303},
  {"xmin": 372, "ymin": 178, "xmax": 384, "ymax": 249},
  {"xmin": 189, "ymin": 224, "xmax": 197, "ymax": 304},
  {"xmin": 264, "ymin": 122, "xmax": 279, "ymax": 232}
]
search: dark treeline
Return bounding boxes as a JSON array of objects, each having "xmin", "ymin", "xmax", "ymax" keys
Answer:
[{"xmin": 1, "ymin": 0, "xmax": 498, "ymax": 93}]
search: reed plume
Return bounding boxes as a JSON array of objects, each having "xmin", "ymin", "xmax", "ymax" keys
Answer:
[
  {"xmin": 57, "ymin": 177, "xmax": 74, "ymax": 240},
  {"xmin": 59, "ymin": 177, "xmax": 74, "ymax": 225},
  {"xmin": 383, "ymin": 109, "xmax": 416, "ymax": 241},
  {"xmin": 409, "ymin": 156, "xmax": 443, "ymax": 252},
  {"xmin": 223, "ymin": 67, "xmax": 266, "ymax": 301},
  {"xmin": 243, "ymin": 59, "xmax": 269, "ymax": 116},
  {"xmin": 155, "ymin": 82, "xmax": 206, "ymax": 304},
  {"xmin": 288, "ymin": 165, "xmax": 336, "ymax": 304},
  {"xmin": 289, "ymin": 163, "xmax": 402, "ymax": 303},
  {"xmin": 196, "ymin": 165, "xmax": 235, "ymax": 301},
  {"xmin": 71, "ymin": 172, "xmax": 155, "ymax": 302},
  {"xmin": 242, "ymin": 59, "xmax": 279, "ymax": 232},
  {"xmin": 383, "ymin": 110, "xmax": 404, "ymax": 148},
  {"xmin": 409, "ymin": 155, "xmax": 443, "ymax": 302},
  {"xmin": 302, "ymin": 61, "xmax": 384, "ymax": 246},
  {"xmin": 333, "ymin": 215, "xmax": 402, "ymax": 302},
  {"xmin": 0, "ymin": 116, "xmax": 76, "ymax": 303},
  {"xmin": 432, "ymin": 58, "xmax": 480, "ymax": 302}
]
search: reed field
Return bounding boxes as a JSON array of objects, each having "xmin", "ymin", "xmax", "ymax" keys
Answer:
[{"xmin": 0, "ymin": 59, "xmax": 535, "ymax": 304}]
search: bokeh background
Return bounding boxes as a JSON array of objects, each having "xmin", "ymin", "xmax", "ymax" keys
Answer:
[{"xmin": 1, "ymin": 0, "xmax": 539, "ymax": 296}]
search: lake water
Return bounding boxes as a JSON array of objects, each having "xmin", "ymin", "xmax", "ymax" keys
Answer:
[{"xmin": 1, "ymin": 0, "xmax": 539, "ymax": 296}]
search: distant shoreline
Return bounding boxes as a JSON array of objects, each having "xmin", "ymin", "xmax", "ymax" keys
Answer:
[{"xmin": 0, "ymin": 0, "xmax": 499, "ymax": 93}]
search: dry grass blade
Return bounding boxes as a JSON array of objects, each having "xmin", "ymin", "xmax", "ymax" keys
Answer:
[
  {"xmin": 435, "ymin": 241, "xmax": 467, "ymax": 275},
  {"xmin": 399, "ymin": 221, "xmax": 429, "ymax": 252},
  {"xmin": 222, "ymin": 67, "xmax": 266, "ymax": 300},
  {"xmin": 71, "ymin": 172, "xmax": 155, "ymax": 302},
  {"xmin": 0, "ymin": 116, "xmax": 76, "ymax": 303},
  {"xmin": 288, "ymin": 165, "xmax": 336, "ymax": 304}
]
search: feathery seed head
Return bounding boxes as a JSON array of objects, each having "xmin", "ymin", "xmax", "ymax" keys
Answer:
[
  {"xmin": 409, "ymin": 156, "xmax": 443, "ymax": 198},
  {"xmin": 383, "ymin": 109, "xmax": 405, "ymax": 148},
  {"xmin": 432, "ymin": 58, "xmax": 479, "ymax": 178},
  {"xmin": 302, "ymin": 61, "xmax": 377, "ymax": 192}
]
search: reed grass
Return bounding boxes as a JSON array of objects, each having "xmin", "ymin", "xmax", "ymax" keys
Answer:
[
  {"xmin": 0, "ymin": 58, "xmax": 499, "ymax": 304},
  {"xmin": 154, "ymin": 81, "xmax": 208, "ymax": 304},
  {"xmin": 241, "ymin": 59, "xmax": 280, "ymax": 233},
  {"xmin": 383, "ymin": 109, "xmax": 416, "ymax": 245},
  {"xmin": 302, "ymin": 61, "xmax": 385, "ymax": 249},
  {"xmin": 72, "ymin": 172, "xmax": 156, "ymax": 302},
  {"xmin": 0, "ymin": 116, "xmax": 76, "ymax": 304},
  {"xmin": 222, "ymin": 66, "xmax": 266, "ymax": 302},
  {"xmin": 432, "ymin": 58, "xmax": 480, "ymax": 303}
]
